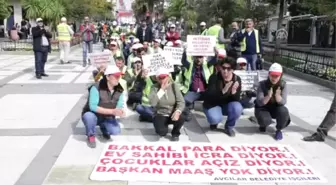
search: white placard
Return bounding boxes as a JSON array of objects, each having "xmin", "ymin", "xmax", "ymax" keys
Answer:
[
  {"xmin": 163, "ymin": 46, "xmax": 184, "ymax": 65},
  {"xmin": 88, "ymin": 51, "xmax": 115, "ymax": 67},
  {"xmin": 234, "ymin": 71, "xmax": 259, "ymax": 91},
  {"xmin": 186, "ymin": 35, "xmax": 216, "ymax": 56},
  {"xmin": 90, "ymin": 142, "xmax": 326, "ymax": 183},
  {"xmin": 142, "ymin": 53, "xmax": 174, "ymax": 76}
]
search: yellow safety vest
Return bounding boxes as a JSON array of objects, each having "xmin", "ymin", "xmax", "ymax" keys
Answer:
[
  {"xmin": 207, "ymin": 24, "xmax": 225, "ymax": 49},
  {"xmin": 180, "ymin": 56, "xmax": 213, "ymax": 94},
  {"xmin": 57, "ymin": 23, "xmax": 71, "ymax": 41},
  {"xmin": 201, "ymin": 29, "xmax": 208, "ymax": 35},
  {"xmin": 126, "ymin": 69, "xmax": 136, "ymax": 90},
  {"xmin": 240, "ymin": 29, "xmax": 260, "ymax": 53},
  {"xmin": 141, "ymin": 77, "xmax": 153, "ymax": 106}
]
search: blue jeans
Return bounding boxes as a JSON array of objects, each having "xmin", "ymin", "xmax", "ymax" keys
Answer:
[
  {"xmin": 136, "ymin": 105, "xmax": 154, "ymax": 118},
  {"xmin": 34, "ymin": 46, "xmax": 48, "ymax": 75},
  {"xmin": 184, "ymin": 91, "xmax": 201, "ymax": 104},
  {"xmin": 82, "ymin": 112, "xmax": 120, "ymax": 136},
  {"xmin": 82, "ymin": 41, "xmax": 93, "ymax": 63},
  {"xmin": 242, "ymin": 54, "xmax": 257, "ymax": 71},
  {"xmin": 203, "ymin": 101, "xmax": 243, "ymax": 129}
]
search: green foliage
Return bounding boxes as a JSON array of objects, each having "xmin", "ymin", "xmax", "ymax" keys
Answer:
[
  {"xmin": 21, "ymin": 0, "xmax": 114, "ymax": 23},
  {"xmin": 0, "ymin": 0, "xmax": 11, "ymax": 20}
]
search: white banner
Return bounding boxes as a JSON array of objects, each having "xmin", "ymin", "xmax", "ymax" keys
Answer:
[
  {"xmin": 163, "ymin": 46, "xmax": 183, "ymax": 65},
  {"xmin": 90, "ymin": 142, "xmax": 326, "ymax": 183},
  {"xmin": 142, "ymin": 53, "xmax": 174, "ymax": 76},
  {"xmin": 186, "ymin": 35, "xmax": 216, "ymax": 56}
]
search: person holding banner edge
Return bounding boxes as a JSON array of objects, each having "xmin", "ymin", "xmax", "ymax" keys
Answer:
[
  {"xmin": 203, "ymin": 57, "xmax": 243, "ymax": 137},
  {"xmin": 149, "ymin": 68, "xmax": 185, "ymax": 141},
  {"xmin": 180, "ymin": 48, "xmax": 218, "ymax": 121},
  {"xmin": 254, "ymin": 63, "xmax": 290, "ymax": 141}
]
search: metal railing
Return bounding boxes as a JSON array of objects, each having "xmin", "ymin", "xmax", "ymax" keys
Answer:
[
  {"xmin": 263, "ymin": 46, "xmax": 336, "ymax": 82},
  {"xmin": 0, "ymin": 35, "xmax": 82, "ymax": 52}
]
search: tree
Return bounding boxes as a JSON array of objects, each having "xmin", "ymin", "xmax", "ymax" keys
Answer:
[
  {"xmin": 318, "ymin": 0, "xmax": 336, "ymax": 19},
  {"xmin": 0, "ymin": 0, "xmax": 11, "ymax": 20},
  {"xmin": 22, "ymin": 0, "xmax": 65, "ymax": 29}
]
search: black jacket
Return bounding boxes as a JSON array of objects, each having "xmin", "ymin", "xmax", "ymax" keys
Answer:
[
  {"xmin": 203, "ymin": 73, "xmax": 242, "ymax": 109},
  {"xmin": 32, "ymin": 26, "xmax": 52, "ymax": 52},
  {"xmin": 136, "ymin": 27, "xmax": 153, "ymax": 43}
]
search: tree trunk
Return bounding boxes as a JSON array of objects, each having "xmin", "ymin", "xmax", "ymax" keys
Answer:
[{"xmin": 274, "ymin": 0, "xmax": 285, "ymax": 58}]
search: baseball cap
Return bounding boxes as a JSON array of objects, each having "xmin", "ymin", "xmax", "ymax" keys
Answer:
[
  {"xmin": 200, "ymin": 22, "xmax": 206, "ymax": 26},
  {"xmin": 154, "ymin": 39, "xmax": 161, "ymax": 43},
  {"xmin": 36, "ymin": 18, "xmax": 43, "ymax": 22},
  {"xmin": 112, "ymin": 21, "xmax": 117, "ymax": 26},
  {"xmin": 134, "ymin": 38, "xmax": 140, "ymax": 43},
  {"xmin": 110, "ymin": 41, "xmax": 117, "ymax": 46},
  {"xmin": 170, "ymin": 24, "xmax": 176, "ymax": 28},
  {"xmin": 237, "ymin": 57, "xmax": 247, "ymax": 64},
  {"xmin": 174, "ymin": 40, "xmax": 182, "ymax": 45},
  {"xmin": 217, "ymin": 49, "xmax": 227, "ymax": 58},
  {"xmin": 133, "ymin": 57, "xmax": 142, "ymax": 63},
  {"xmin": 156, "ymin": 68, "xmax": 170, "ymax": 78},
  {"xmin": 104, "ymin": 65, "xmax": 122, "ymax": 76},
  {"xmin": 61, "ymin": 17, "xmax": 67, "ymax": 22},
  {"xmin": 166, "ymin": 42, "xmax": 174, "ymax": 47},
  {"xmin": 269, "ymin": 63, "xmax": 283, "ymax": 76}
]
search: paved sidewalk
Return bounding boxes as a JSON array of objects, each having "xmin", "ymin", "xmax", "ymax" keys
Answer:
[{"xmin": 0, "ymin": 45, "xmax": 335, "ymax": 185}]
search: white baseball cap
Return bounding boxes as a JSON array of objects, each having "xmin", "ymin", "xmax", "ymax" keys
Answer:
[
  {"xmin": 154, "ymin": 39, "xmax": 161, "ymax": 43},
  {"xmin": 134, "ymin": 38, "xmax": 140, "ymax": 43},
  {"xmin": 269, "ymin": 63, "xmax": 283, "ymax": 76},
  {"xmin": 175, "ymin": 40, "xmax": 182, "ymax": 45},
  {"xmin": 156, "ymin": 68, "xmax": 170, "ymax": 78},
  {"xmin": 200, "ymin": 22, "xmax": 206, "ymax": 26},
  {"xmin": 112, "ymin": 21, "xmax": 117, "ymax": 26},
  {"xmin": 166, "ymin": 41, "xmax": 174, "ymax": 47},
  {"xmin": 237, "ymin": 57, "xmax": 247, "ymax": 64},
  {"xmin": 170, "ymin": 24, "xmax": 176, "ymax": 28},
  {"xmin": 217, "ymin": 49, "xmax": 227, "ymax": 58},
  {"xmin": 36, "ymin": 18, "xmax": 43, "ymax": 22},
  {"xmin": 61, "ymin": 17, "xmax": 67, "ymax": 22},
  {"xmin": 133, "ymin": 57, "xmax": 142, "ymax": 63},
  {"xmin": 104, "ymin": 65, "xmax": 122, "ymax": 76}
]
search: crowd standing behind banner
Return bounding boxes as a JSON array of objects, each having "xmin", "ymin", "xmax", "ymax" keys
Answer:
[{"xmin": 69, "ymin": 17, "xmax": 335, "ymax": 148}]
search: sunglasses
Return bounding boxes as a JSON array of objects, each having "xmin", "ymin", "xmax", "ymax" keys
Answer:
[
  {"xmin": 239, "ymin": 63, "xmax": 247, "ymax": 66},
  {"xmin": 221, "ymin": 66, "xmax": 232, "ymax": 71}
]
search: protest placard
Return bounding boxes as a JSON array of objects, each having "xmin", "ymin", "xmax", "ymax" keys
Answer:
[
  {"xmin": 163, "ymin": 46, "xmax": 184, "ymax": 65},
  {"xmin": 234, "ymin": 71, "xmax": 259, "ymax": 91},
  {"xmin": 142, "ymin": 53, "xmax": 174, "ymax": 76},
  {"xmin": 258, "ymin": 70, "xmax": 269, "ymax": 81},
  {"xmin": 88, "ymin": 51, "xmax": 115, "ymax": 67},
  {"xmin": 186, "ymin": 35, "xmax": 216, "ymax": 56},
  {"xmin": 90, "ymin": 142, "xmax": 325, "ymax": 183}
]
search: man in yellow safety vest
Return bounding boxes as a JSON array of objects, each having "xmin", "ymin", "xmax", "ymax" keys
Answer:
[
  {"xmin": 199, "ymin": 22, "xmax": 208, "ymax": 35},
  {"xmin": 236, "ymin": 18, "xmax": 263, "ymax": 71},
  {"xmin": 57, "ymin": 17, "xmax": 74, "ymax": 64},
  {"xmin": 180, "ymin": 51, "xmax": 217, "ymax": 121},
  {"xmin": 207, "ymin": 18, "xmax": 225, "ymax": 49}
]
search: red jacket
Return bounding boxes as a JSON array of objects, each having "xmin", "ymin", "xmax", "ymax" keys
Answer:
[
  {"xmin": 80, "ymin": 23, "xmax": 95, "ymax": 41},
  {"xmin": 166, "ymin": 31, "xmax": 180, "ymax": 42}
]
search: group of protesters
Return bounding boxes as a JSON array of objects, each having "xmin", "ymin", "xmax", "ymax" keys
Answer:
[
  {"xmin": 77, "ymin": 17, "xmax": 295, "ymax": 149},
  {"xmin": 30, "ymin": 15, "xmax": 334, "ymax": 149}
]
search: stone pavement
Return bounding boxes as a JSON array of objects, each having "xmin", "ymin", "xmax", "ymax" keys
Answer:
[{"xmin": 0, "ymin": 45, "xmax": 335, "ymax": 185}]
